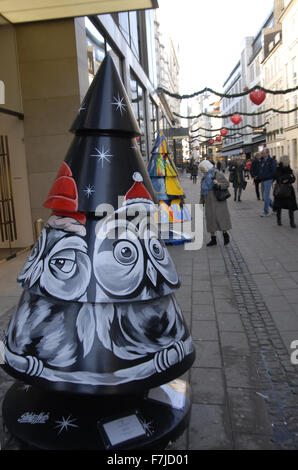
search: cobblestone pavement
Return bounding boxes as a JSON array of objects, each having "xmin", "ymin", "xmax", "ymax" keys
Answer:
[{"xmin": 1, "ymin": 172, "xmax": 298, "ymax": 450}]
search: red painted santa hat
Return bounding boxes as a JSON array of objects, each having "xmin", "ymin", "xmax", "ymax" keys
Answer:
[
  {"xmin": 123, "ymin": 172, "xmax": 154, "ymax": 206},
  {"xmin": 44, "ymin": 162, "xmax": 86, "ymax": 224}
]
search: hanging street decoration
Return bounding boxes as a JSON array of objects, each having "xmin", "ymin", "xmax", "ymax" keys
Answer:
[
  {"xmin": 216, "ymin": 136, "xmax": 222, "ymax": 142},
  {"xmin": 174, "ymin": 105, "xmax": 298, "ymax": 120},
  {"xmin": 249, "ymin": 89, "xmax": 266, "ymax": 105},
  {"xmin": 209, "ymin": 139, "xmax": 215, "ymax": 144},
  {"xmin": 190, "ymin": 128, "xmax": 265, "ymax": 142},
  {"xmin": 191, "ymin": 122, "xmax": 269, "ymax": 133},
  {"xmin": 1, "ymin": 53, "xmax": 195, "ymax": 450},
  {"xmin": 157, "ymin": 84, "xmax": 298, "ymax": 101},
  {"xmin": 230, "ymin": 114, "xmax": 242, "ymax": 125}
]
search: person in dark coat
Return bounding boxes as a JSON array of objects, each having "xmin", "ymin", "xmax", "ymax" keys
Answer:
[
  {"xmin": 250, "ymin": 153, "xmax": 263, "ymax": 200},
  {"xmin": 229, "ymin": 160, "xmax": 246, "ymax": 202},
  {"xmin": 273, "ymin": 155, "xmax": 297, "ymax": 228},
  {"xmin": 191, "ymin": 162, "xmax": 198, "ymax": 183}
]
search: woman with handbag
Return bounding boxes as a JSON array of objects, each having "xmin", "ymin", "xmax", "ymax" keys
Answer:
[
  {"xmin": 198, "ymin": 160, "xmax": 232, "ymax": 246},
  {"xmin": 273, "ymin": 155, "xmax": 297, "ymax": 228}
]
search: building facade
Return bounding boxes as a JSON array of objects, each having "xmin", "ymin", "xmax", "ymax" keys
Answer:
[{"xmin": 0, "ymin": 4, "xmax": 181, "ymax": 258}]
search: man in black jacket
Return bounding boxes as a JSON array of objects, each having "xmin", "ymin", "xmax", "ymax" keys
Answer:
[
  {"xmin": 250, "ymin": 153, "xmax": 263, "ymax": 200},
  {"xmin": 259, "ymin": 148, "xmax": 277, "ymax": 216}
]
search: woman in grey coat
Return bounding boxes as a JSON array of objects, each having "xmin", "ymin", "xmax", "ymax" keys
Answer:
[{"xmin": 199, "ymin": 160, "xmax": 232, "ymax": 246}]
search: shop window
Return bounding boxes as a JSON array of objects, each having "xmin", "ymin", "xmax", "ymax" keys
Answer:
[
  {"xmin": 85, "ymin": 17, "xmax": 123, "ymax": 84},
  {"xmin": 117, "ymin": 11, "xmax": 140, "ymax": 61},
  {"xmin": 149, "ymin": 98, "xmax": 158, "ymax": 147},
  {"xmin": 130, "ymin": 72, "xmax": 148, "ymax": 160}
]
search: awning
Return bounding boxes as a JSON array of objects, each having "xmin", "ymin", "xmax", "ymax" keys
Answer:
[
  {"xmin": 220, "ymin": 148, "xmax": 243, "ymax": 157},
  {"xmin": 0, "ymin": 0, "xmax": 158, "ymax": 24}
]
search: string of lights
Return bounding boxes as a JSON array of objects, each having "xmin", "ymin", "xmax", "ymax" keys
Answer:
[
  {"xmin": 157, "ymin": 84, "xmax": 298, "ymax": 100},
  {"xmin": 174, "ymin": 106, "xmax": 298, "ymax": 120},
  {"xmin": 190, "ymin": 130, "xmax": 265, "ymax": 141},
  {"xmin": 190, "ymin": 122, "xmax": 269, "ymax": 133}
]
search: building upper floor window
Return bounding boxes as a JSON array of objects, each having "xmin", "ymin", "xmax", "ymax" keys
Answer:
[
  {"xmin": 85, "ymin": 17, "xmax": 123, "ymax": 84},
  {"xmin": 130, "ymin": 71, "xmax": 148, "ymax": 160},
  {"xmin": 117, "ymin": 11, "xmax": 140, "ymax": 61}
]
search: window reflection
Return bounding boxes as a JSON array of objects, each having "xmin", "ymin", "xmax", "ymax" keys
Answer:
[
  {"xmin": 130, "ymin": 72, "xmax": 147, "ymax": 160},
  {"xmin": 85, "ymin": 17, "xmax": 123, "ymax": 84}
]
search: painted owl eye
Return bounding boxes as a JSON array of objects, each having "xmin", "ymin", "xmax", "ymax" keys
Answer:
[
  {"xmin": 144, "ymin": 233, "xmax": 179, "ymax": 287},
  {"xmin": 149, "ymin": 239, "xmax": 165, "ymax": 261},
  {"xmin": 93, "ymin": 224, "xmax": 144, "ymax": 297},
  {"xmin": 113, "ymin": 241, "xmax": 138, "ymax": 266},
  {"xmin": 40, "ymin": 235, "xmax": 91, "ymax": 301},
  {"xmin": 49, "ymin": 255, "xmax": 76, "ymax": 278}
]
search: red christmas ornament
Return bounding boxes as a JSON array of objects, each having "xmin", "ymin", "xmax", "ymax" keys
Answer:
[
  {"xmin": 249, "ymin": 89, "xmax": 266, "ymax": 106},
  {"xmin": 230, "ymin": 114, "xmax": 242, "ymax": 125},
  {"xmin": 220, "ymin": 128, "xmax": 228, "ymax": 137},
  {"xmin": 216, "ymin": 136, "xmax": 222, "ymax": 142},
  {"xmin": 209, "ymin": 139, "xmax": 214, "ymax": 145},
  {"xmin": 195, "ymin": 146, "xmax": 199, "ymax": 151}
]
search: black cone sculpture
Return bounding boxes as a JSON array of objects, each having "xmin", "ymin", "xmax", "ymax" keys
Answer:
[{"xmin": 1, "ymin": 54, "xmax": 195, "ymax": 450}]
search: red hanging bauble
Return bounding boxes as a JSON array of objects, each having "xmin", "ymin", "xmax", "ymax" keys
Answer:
[
  {"xmin": 220, "ymin": 128, "xmax": 228, "ymax": 137},
  {"xmin": 209, "ymin": 139, "xmax": 214, "ymax": 145},
  {"xmin": 195, "ymin": 146, "xmax": 199, "ymax": 150},
  {"xmin": 230, "ymin": 114, "xmax": 242, "ymax": 125},
  {"xmin": 249, "ymin": 89, "xmax": 266, "ymax": 106},
  {"xmin": 216, "ymin": 135, "xmax": 222, "ymax": 142}
]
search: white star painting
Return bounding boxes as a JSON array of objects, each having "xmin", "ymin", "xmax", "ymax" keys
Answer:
[
  {"xmin": 84, "ymin": 184, "xmax": 95, "ymax": 198},
  {"xmin": 112, "ymin": 93, "xmax": 127, "ymax": 116},
  {"xmin": 78, "ymin": 103, "xmax": 86, "ymax": 114},
  {"xmin": 90, "ymin": 147, "xmax": 113, "ymax": 167},
  {"xmin": 54, "ymin": 415, "xmax": 79, "ymax": 435}
]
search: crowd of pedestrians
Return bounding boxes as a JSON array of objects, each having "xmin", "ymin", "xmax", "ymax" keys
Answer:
[{"xmin": 195, "ymin": 147, "xmax": 297, "ymax": 247}]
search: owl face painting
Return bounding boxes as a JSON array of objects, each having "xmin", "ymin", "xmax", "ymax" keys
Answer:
[
  {"xmin": 3, "ymin": 173, "xmax": 195, "ymax": 394},
  {"xmin": 18, "ymin": 203, "xmax": 179, "ymax": 303}
]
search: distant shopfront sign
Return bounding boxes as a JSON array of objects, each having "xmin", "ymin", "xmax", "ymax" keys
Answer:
[{"xmin": 0, "ymin": 80, "xmax": 4, "ymax": 104}]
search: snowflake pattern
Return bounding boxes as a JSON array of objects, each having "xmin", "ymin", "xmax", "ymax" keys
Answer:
[
  {"xmin": 78, "ymin": 104, "xmax": 86, "ymax": 114},
  {"xmin": 139, "ymin": 415, "xmax": 155, "ymax": 436},
  {"xmin": 111, "ymin": 93, "xmax": 127, "ymax": 116},
  {"xmin": 54, "ymin": 415, "xmax": 79, "ymax": 435},
  {"xmin": 90, "ymin": 147, "xmax": 113, "ymax": 167},
  {"xmin": 84, "ymin": 184, "xmax": 95, "ymax": 198}
]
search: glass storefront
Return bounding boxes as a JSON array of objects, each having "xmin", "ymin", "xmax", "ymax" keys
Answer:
[
  {"xmin": 85, "ymin": 18, "xmax": 123, "ymax": 84},
  {"xmin": 130, "ymin": 72, "xmax": 148, "ymax": 160}
]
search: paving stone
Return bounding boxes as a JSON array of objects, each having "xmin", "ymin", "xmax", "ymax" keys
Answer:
[
  {"xmin": 190, "ymin": 368, "xmax": 225, "ymax": 405},
  {"xmin": 217, "ymin": 314, "xmax": 245, "ymax": 332},
  {"xmin": 191, "ymin": 321, "xmax": 218, "ymax": 341},
  {"xmin": 193, "ymin": 341, "xmax": 222, "ymax": 368},
  {"xmin": 227, "ymin": 388, "xmax": 273, "ymax": 435},
  {"xmin": 188, "ymin": 404, "xmax": 233, "ymax": 450},
  {"xmin": 234, "ymin": 433, "xmax": 275, "ymax": 450},
  {"xmin": 220, "ymin": 332, "xmax": 250, "ymax": 356}
]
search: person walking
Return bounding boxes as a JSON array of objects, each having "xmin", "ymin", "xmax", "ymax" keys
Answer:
[
  {"xmin": 250, "ymin": 153, "xmax": 263, "ymax": 200},
  {"xmin": 244, "ymin": 159, "xmax": 252, "ymax": 179},
  {"xmin": 273, "ymin": 155, "xmax": 297, "ymax": 228},
  {"xmin": 229, "ymin": 160, "xmax": 246, "ymax": 202},
  {"xmin": 259, "ymin": 147, "xmax": 277, "ymax": 217},
  {"xmin": 191, "ymin": 162, "xmax": 198, "ymax": 184},
  {"xmin": 199, "ymin": 160, "xmax": 232, "ymax": 246}
]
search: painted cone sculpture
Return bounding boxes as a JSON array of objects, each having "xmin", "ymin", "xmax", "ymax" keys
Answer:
[
  {"xmin": 2, "ymin": 55, "xmax": 195, "ymax": 401},
  {"xmin": 148, "ymin": 131, "xmax": 191, "ymax": 225}
]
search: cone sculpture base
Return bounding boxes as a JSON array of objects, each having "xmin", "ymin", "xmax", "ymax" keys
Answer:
[
  {"xmin": 162, "ymin": 231, "xmax": 194, "ymax": 246},
  {"xmin": 2, "ymin": 380, "xmax": 191, "ymax": 450}
]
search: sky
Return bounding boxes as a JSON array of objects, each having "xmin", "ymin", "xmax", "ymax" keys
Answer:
[{"xmin": 157, "ymin": 0, "xmax": 274, "ymax": 94}]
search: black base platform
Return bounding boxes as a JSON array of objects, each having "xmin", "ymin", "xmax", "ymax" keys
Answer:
[{"xmin": 2, "ymin": 380, "xmax": 191, "ymax": 450}]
